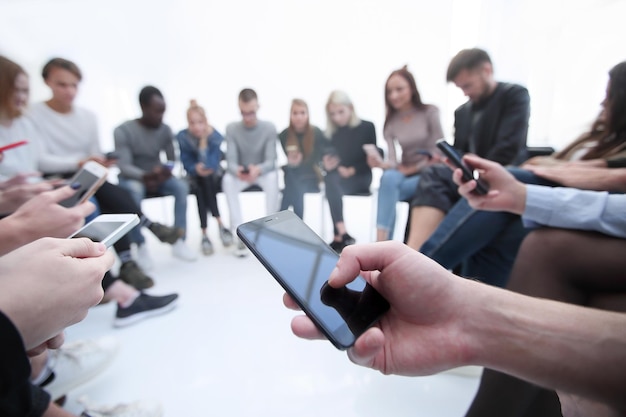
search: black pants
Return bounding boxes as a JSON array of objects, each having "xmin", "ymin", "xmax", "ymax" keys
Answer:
[
  {"xmin": 280, "ymin": 166, "xmax": 320, "ymax": 219},
  {"xmin": 323, "ymin": 170, "xmax": 371, "ymax": 235},
  {"xmin": 192, "ymin": 174, "xmax": 221, "ymax": 229}
]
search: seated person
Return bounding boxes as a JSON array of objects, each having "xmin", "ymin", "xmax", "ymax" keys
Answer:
[
  {"xmin": 453, "ymin": 155, "xmax": 626, "ymax": 417},
  {"xmin": 416, "ymin": 60, "xmax": 626, "ymax": 287},
  {"xmin": 369, "ymin": 66, "xmax": 443, "ymax": 241},
  {"xmin": 114, "ymin": 85, "xmax": 197, "ymax": 262},
  {"xmin": 222, "ymin": 88, "xmax": 279, "ymax": 257},
  {"xmin": 278, "ymin": 98, "xmax": 325, "ymax": 219},
  {"xmin": 177, "ymin": 99, "xmax": 233, "ymax": 255},
  {"xmin": 404, "ymin": 48, "xmax": 530, "ymax": 251},
  {"xmin": 23, "ymin": 57, "xmax": 182, "ymax": 286},
  {"xmin": 323, "ymin": 90, "xmax": 377, "ymax": 253}
]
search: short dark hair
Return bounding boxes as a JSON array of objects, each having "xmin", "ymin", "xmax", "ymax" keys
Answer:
[
  {"xmin": 139, "ymin": 86, "xmax": 163, "ymax": 108},
  {"xmin": 238, "ymin": 88, "xmax": 257, "ymax": 103},
  {"xmin": 42, "ymin": 57, "xmax": 82, "ymax": 81},
  {"xmin": 446, "ymin": 48, "xmax": 492, "ymax": 82}
]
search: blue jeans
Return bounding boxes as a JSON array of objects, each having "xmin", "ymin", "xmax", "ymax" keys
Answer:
[
  {"xmin": 420, "ymin": 168, "xmax": 558, "ymax": 287},
  {"xmin": 376, "ymin": 169, "xmax": 420, "ymax": 239},
  {"xmin": 118, "ymin": 176, "xmax": 189, "ymax": 244}
]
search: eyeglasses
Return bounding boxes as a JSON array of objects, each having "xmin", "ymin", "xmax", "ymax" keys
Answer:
[{"xmin": 240, "ymin": 110, "xmax": 257, "ymax": 118}]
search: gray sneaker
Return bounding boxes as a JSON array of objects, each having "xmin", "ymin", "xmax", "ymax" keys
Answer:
[
  {"xmin": 201, "ymin": 236, "xmax": 214, "ymax": 256},
  {"xmin": 219, "ymin": 227, "xmax": 234, "ymax": 247},
  {"xmin": 148, "ymin": 222, "xmax": 183, "ymax": 244}
]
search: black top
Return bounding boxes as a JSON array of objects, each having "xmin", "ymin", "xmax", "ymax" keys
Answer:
[
  {"xmin": 453, "ymin": 82, "xmax": 530, "ymax": 165},
  {"xmin": 0, "ymin": 311, "xmax": 49, "ymax": 416},
  {"xmin": 328, "ymin": 120, "xmax": 377, "ymax": 176}
]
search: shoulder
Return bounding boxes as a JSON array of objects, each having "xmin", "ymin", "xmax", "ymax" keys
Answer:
[
  {"xmin": 359, "ymin": 119, "xmax": 376, "ymax": 130},
  {"xmin": 114, "ymin": 120, "xmax": 137, "ymax": 134},
  {"xmin": 312, "ymin": 126, "xmax": 327, "ymax": 140},
  {"xmin": 278, "ymin": 128, "xmax": 288, "ymax": 139},
  {"xmin": 259, "ymin": 120, "xmax": 277, "ymax": 133},
  {"xmin": 497, "ymin": 82, "xmax": 529, "ymax": 101},
  {"xmin": 176, "ymin": 128, "xmax": 189, "ymax": 139}
]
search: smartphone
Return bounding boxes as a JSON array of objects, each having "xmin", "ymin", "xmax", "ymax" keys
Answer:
[
  {"xmin": 59, "ymin": 161, "xmax": 109, "ymax": 208},
  {"xmin": 413, "ymin": 149, "xmax": 433, "ymax": 160},
  {"xmin": 0, "ymin": 140, "xmax": 28, "ymax": 153},
  {"xmin": 68, "ymin": 214, "xmax": 140, "ymax": 247},
  {"xmin": 436, "ymin": 139, "xmax": 489, "ymax": 195},
  {"xmin": 240, "ymin": 166, "xmax": 250, "ymax": 174},
  {"xmin": 237, "ymin": 210, "xmax": 390, "ymax": 350},
  {"xmin": 104, "ymin": 151, "xmax": 120, "ymax": 160}
]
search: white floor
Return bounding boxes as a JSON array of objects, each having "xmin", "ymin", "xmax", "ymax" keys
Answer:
[{"xmin": 63, "ymin": 191, "xmax": 480, "ymax": 416}]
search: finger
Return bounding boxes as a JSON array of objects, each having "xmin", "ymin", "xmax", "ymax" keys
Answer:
[
  {"xmin": 451, "ymin": 168, "xmax": 465, "ymax": 186},
  {"xmin": 462, "ymin": 154, "xmax": 496, "ymax": 171},
  {"xmin": 283, "ymin": 293, "xmax": 301, "ymax": 311},
  {"xmin": 70, "ymin": 199, "xmax": 97, "ymax": 219},
  {"xmin": 347, "ymin": 327, "xmax": 385, "ymax": 368},
  {"xmin": 457, "ymin": 178, "xmax": 478, "ymax": 197},
  {"xmin": 291, "ymin": 315, "xmax": 325, "ymax": 340},
  {"xmin": 328, "ymin": 241, "xmax": 411, "ymax": 287},
  {"xmin": 43, "ymin": 183, "xmax": 81, "ymax": 202},
  {"xmin": 59, "ymin": 237, "xmax": 108, "ymax": 259},
  {"xmin": 45, "ymin": 333, "xmax": 65, "ymax": 350}
]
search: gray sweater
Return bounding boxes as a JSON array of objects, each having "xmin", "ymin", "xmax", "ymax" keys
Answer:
[
  {"xmin": 114, "ymin": 120, "xmax": 176, "ymax": 180},
  {"xmin": 225, "ymin": 120, "xmax": 277, "ymax": 176}
]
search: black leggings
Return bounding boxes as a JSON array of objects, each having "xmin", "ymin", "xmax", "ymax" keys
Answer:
[
  {"xmin": 465, "ymin": 228, "xmax": 626, "ymax": 417},
  {"xmin": 323, "ymin": 170, "xmax": 371, "ymax": 235},
  {"xmin": 192, "ymin": 174, "xmax": 220, "ymax": 229}
]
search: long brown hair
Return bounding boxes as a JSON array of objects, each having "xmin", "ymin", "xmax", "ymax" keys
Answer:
[
  {"xmin": 554, "ymin": 61, "xmax": 626, "ymax": 161},
  {"xmin": 286, "ymin": 98, "xmax": 314, "ymax": 158},
  {"xmin": 0, "ymin": 56, "xmax": 27, "ymax": 119},
  {"xmin": 384, "ymin": 65, "xmax": 425, "ymax": 130}
]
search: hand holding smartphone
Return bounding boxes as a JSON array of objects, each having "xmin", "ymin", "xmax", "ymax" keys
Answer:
[
  {"xmin": 237, "ymin": 210, "xmax": 390, "ymax": 349},
  {"xmin": 68, "ymin": 214, "xmax": 139, "ymax": 247},
  {"xmin": 58, "ymin": 161, "xmax": 108, "ymax": 207},
  {"xmin": 436, "ymin": 139, "xmax": 489, "ymax": 195}
]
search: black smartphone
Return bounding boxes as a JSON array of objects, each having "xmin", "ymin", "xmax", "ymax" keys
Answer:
[
  {"xmin": 237, "ymin": 210, "xmax": 390, "ymax": 350},
  {"xmin": 240, "ymin": 166, "xmax": 250, "ymax": 174},
  {"xmin": 436, "ymin": 139, "xmax": 489, "ymax": 195},
  {"xmin": 105, "ymin": 151, "xmax": 120, "ymax": 160}
]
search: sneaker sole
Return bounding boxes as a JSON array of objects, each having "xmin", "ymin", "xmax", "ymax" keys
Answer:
[{"xmin": 113, "ymin": 299, "xmax": 179, "ymax": 328}]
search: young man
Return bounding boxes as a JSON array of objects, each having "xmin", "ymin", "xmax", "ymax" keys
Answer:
[
  {"xmin": 114, "ymin": 85, "xmax": 197, "ymax": 262},
  {"xmin": 405, "ymin": 48, "xmax": 530, "ymax": 250},
  {"xmin": 222, "ymin": 88, "xmax": 279, "ymax": 257},
  {"xmin": 27, "ymin": 57, "xmax": 182, "ymax": 290}
]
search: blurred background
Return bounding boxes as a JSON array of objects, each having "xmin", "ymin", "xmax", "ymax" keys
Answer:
[{"xmin": 2, "ymin": 0, "xmax": 625, "ymax": 153}]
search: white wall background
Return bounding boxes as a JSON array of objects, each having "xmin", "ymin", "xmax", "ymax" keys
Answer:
[{"xmin": 1, "ymin": 0, "xmax": 625, "ymax": 154}]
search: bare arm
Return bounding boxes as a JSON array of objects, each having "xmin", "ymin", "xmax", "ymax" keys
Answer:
[{"xmin": 526, "ymin": 165, "xmax": 626, "ymax": 192}]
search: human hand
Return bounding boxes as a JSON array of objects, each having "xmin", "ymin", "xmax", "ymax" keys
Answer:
[
  {"xmin": 0, "ymin": 172, "xmax": 43, "ymax": 190},
  {"xmin": 323, "ymin": 154, "xmax": 340, "ymax": 171},
  {"xmin": 195, "ymin": 162, "xmax": 213, "ymax": 177},
  {"xmin": 0, "ymin": 182, "xmax": 55, "ymax": 214},
  {"xmin": 285, "ymin": 241, "xmax": 474, "ymax": 376},
  {"xmin": 2, "ymin": 185, "xmax": 96, "ymax": 253},
  {"xmin": 366, "ymin": 154, "xmax": 384, "ymax": 169},
  {"xmin": 247, "ymin": 164, "xmax": 262, "ymax": 181},
  {"xmin": 287, "ymin": 150, "xmax": 303, "ymax": 167},
  {"xmin": 0, "ymin": 237, "xmax": 114, "ymax": 351},
  {"xmin": 452, "ymin": 154, "xmax": 526, "ymax": 214},
  {"xmin": 337, "ymin": 166, "xmax": 354, "ymax": 178}
]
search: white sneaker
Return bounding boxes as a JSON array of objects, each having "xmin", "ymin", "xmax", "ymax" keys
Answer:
[
  {"xmin": 172, "ymin": 238, "xmax": 198, "ymax": 262},
  {"xmin": 79, "ymin": 396, "xmax": 163, "ymax": 417},
  {"xmin": 234, "ymin": 239, "xmax": 248, "ymax": 258},
  {"xmin": 135, "ymin": 243, "xmax": 154, "ymax": 271},
  {"xmin": 44, "ymin": 336, "xmax": 119, "ymax": 400}
]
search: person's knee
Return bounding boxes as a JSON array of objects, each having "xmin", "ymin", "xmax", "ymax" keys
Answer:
[{"xmin": 517, "ymin": 228, "xmax": 573, "ymax": 266}]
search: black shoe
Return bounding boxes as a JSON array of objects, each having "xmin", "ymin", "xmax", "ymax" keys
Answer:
[
  {"xmin": 114, "ymin": 293, "xmax": 179, "ymax": 327},
  {"xmin": 342, "ymin": 233, "xmax": 356, "ymax": 246},
  {"xmin": 148, "ymin": 222, "xmax": 184, "ymax": 244},
  {"xmin": 329, "ymin": 240, "xmax": 346, "ymax": 254},
  {"xmin": 119, "ymin": 261, "xmax": 154, "ymax": 290}
]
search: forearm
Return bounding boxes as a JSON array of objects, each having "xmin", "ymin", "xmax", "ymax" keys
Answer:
[
  {"xmin": 0, "ymin": 220, "xmax": 33, "ymax": 255},
  {"xmin": 467, "ymin": 281, "xmax": 626, "ymax": 409}
]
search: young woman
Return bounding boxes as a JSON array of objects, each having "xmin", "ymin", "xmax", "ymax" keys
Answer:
[
  {"xmin": 278, "ymin": 98, "xmax": 326, "ymax": 219},
  {"xmin": 323, "ymin": 90, "xmax": 377, "ymax": 253},
  {"xmin": 177, "ymin": 100, "xmax": 233, "ymax": 255},
  {"xmin": 371, "ymin": 66, "xmax": 443, "ymax": 241}
]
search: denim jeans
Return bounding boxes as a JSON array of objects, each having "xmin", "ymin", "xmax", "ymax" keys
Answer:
[
  {"xmin": 419, "ymin": 168, "xmax": 558, "ymax": 287},
  {"xmin": 118, "ymin": 176, "xmax": 189, "ymax": 244},
  {"xmin": 376, "ymin": 169, "xmax": 420, "ymax": 239}
]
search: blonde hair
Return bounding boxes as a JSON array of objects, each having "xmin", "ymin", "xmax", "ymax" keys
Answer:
[
  {"xmin": 186, "ymin": 99, "xmax": 213, "ymax": 149},
  {"xmin": 325, "ymin": 90, "xmax": 361, "ymax": 138}
]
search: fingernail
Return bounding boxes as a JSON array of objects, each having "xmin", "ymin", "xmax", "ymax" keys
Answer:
[{"xmin": 70, "ymin": 182, "xmax": 81, "ymax": 190}]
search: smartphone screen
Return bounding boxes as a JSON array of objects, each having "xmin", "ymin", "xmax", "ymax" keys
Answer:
[
  {"xmin": 237, "ymin": 210, "xmax": 390, "ymax": 350},
  {"xmin": 69, "ymin": 214, "xmax": 139, "ymax": 247},
  {"xmin": 58, "ymin": 163, "xmax": 107, "ymax": 208}
]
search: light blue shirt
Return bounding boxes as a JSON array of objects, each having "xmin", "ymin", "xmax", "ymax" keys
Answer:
[{"xmin": 523, "ymin": 185, "xmax": 626, "ymax": 238}]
